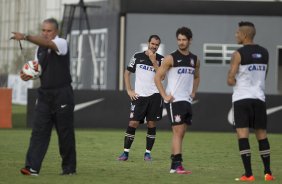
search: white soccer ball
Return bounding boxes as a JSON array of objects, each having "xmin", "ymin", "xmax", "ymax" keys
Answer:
[{"xmin": 22, "ymin": 60, "xmax": 42, "ymax": 80}]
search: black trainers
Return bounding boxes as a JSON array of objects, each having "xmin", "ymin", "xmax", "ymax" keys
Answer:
[
  {"xmin": 20, "ymin": 167, "xmax": 39, "ymax": 176},
  {"xmin": 61, "ymin": 171, "xmax": 76, "ymax": 175}
]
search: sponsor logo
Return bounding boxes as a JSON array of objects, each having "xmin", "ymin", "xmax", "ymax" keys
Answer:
[
  {"xmin": 251, "ymin": 53, "xmax": 262, "ymax": 59},
  {"xmin": 74, "ymin": 98, "xmax": 104, "ymax": 112},
  {"xmin": 30, "ymin": 168, "xmax": 38, "ymax": 172},
  {"xmin": 177, "ymin": 67, "xmax": 195, "ymax": 74},
  {"xmin": 139, "ymin": 64, "xmax": 155, "ymax": 72},
  {"xmin": 61, "ymin": 104, "xmax": 67, "ymax": 108},
  {"xmin": 248, "ymin": 64, "xmax": 266, "ymax": 71},
  {"xmin": 177, "ymin": 59, "xmax": 182, "ymax": 63}
]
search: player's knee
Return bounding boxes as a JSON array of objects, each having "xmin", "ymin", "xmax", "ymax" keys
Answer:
[
  {"xmin": 147, "ymin": 121, "xmax": 156, "ymax": 128},
  {"xmin": 129, "ymin": 121, "xmax": 139, "ymax": 128}
]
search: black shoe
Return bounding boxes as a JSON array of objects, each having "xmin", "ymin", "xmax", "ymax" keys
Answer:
[
  {"xmin": 20, "ymin": 167, "xmax": 39, "ymax": 176},
  {"xmin": 61, "ymin": 171, "xmax": 76, "ymax": 175}
]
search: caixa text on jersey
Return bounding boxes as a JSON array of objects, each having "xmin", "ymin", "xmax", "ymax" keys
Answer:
[
  {"xmin": 177, "ymin": 67, "xmax": 195, "ymax": 74},
  {"xmin": 248, "ymin": 64, "xmax": 267, "ymax": 72}
]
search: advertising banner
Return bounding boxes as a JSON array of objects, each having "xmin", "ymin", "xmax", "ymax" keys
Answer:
[{"xmin": 27, "ymin": 90, "xmax": 282, "ymax": 133}]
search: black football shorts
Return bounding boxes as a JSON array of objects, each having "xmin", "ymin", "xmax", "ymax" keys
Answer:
[
  {"xmin": 233, "ymin": 99, "xmax": 267, "ymax": 129},
  {"xmin": 129, "ymin": 93, "xmax": 163, "ymax": 122},
  {"xmin": 164, "ymin": 101, "xmax": 192, "ymax": 126}
]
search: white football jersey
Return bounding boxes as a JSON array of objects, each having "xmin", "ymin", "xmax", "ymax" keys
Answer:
[
  {"xmin": 127, "ymin": 51, "xmax": 164, "ymax": 97},
  {"xmin": 232, "ymin": 44, "xmax": 269, "ymax": 102},
  {"xmin": 166, "ymin": 50, "xmax": 198, "ymax": 103}
]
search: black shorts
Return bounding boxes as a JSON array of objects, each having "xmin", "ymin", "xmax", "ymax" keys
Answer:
[
  {"xmin": 129, "ymin": 93, "xmax": 163, "ymax": 122},
  {"xmin": 164, "ymin": 101, "xmax": 192, "ymax": 126},
  {"xmin": 233, "ymin": 99, "xmax": 267, "ymax": 129}
]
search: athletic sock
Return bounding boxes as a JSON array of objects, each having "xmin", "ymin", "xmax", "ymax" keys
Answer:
[
  {"xmin": 258, "ymin": 138, "xmax": 271, "ymax": 175},
  {"xmin": 123, "ymin": 126, "xmax": 136, "ymax": 151},
  {"xmin": 171, "ymin": 153, "xmax": 183, "ymax": 169},
  {"xmin": 146, "ymin": 127, "xmax": 156, "ymax": 151},
  {"xmin": 145, "ymin": 149, "xmax": 151, "ymax": 154},
  {"xmin": 238, "ymin": 138, "xmax": 252, "ymax": 177},
  {"xmin": 170, "ymin": 154, "xmax": 175, "ymax": 169}
]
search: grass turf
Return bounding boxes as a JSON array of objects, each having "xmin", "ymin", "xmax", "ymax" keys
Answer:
[
  {"xmin": 0, "ymin": 129, "xmax": 281, "ymax": 184},
  {"xmin": 1, "ymin": 105, "xmax": 281, "ymax": 183},
  {"xmin": 11, "ymin": 104, "xmax": 27, "ymax": 128}
]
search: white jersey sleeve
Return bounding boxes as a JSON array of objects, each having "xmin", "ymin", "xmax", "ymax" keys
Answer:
[
  {"xmin": 51, "ymin": 36, "xmax": 68, "ymax": 55},
  {"xmin": 34, "ymin": 47, "xmax": 39, "ymax": 60}
]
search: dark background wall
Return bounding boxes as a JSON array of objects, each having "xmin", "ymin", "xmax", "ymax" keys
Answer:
[
  {"xmin": 121, "ymin": 0, "xmax": 282, "ymax": 94},
  {"xmin": 125, "ymin": 14, "xmax": 282, "ymax": 94},
  {"xmin": 57, "ymin": 0, "xmax": 282, "ymax": 92},
  {"xmin": 27, "ymin": 89, "xmax": 282, "ymax": 133},
  {"xmin": 61, "ymin": 0, "xmax": 121, "ymax": 90},
  {"xmin": 120, "ymin": 0, "xmax": 282, "ymax": 16}
]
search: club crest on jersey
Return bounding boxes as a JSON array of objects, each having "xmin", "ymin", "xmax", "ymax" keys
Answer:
[
  {"xmin": 174, "ymin": 115, "xmax": 181, "ymax": 123},
  {"xmin": 190, "ymin": 58, "xmax": 195, "ymax": 66}
]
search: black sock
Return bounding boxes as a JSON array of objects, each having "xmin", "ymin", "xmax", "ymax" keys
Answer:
[
  {"xmin": 124, "ymin": 126, "xmax": 136, "ymax": 151},
  {"xmin": 239, "ymin": 138, "xmax": 252, "ymax": 177},
  {"xmin": 170, "ymin": 154, "xmax": 175, "ymax": 169},
  {"xmin": 258, "ymin": 138, "xmax": 271, "ymax": 175},
  {"xmin": 146, "ymin": 127, "xmax": 156, "ymax": 151},
  {"xmin": 171, "ymin": 154, "xmax": 183, "ymax": 169}
]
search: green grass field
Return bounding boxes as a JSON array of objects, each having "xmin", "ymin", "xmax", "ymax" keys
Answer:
[
  {"xmin": 11, "ymin": 104, "xmax": 27, "ymax": 128},
  {"xmin": 0, "ymin": 105, "xmax": 281, "ymax": 184}
]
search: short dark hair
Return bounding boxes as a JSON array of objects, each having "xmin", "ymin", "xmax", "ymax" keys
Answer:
[
  {"xmin": 176, "ymin": 27, "xmax": 192, "ymax": 39},
  {"xmin": 238, "ymin": 21, "xmax": 256, "ymax": 39},
  {"xmin": 238, "ymin": 21, "xmax": 255, "ymax": 28},
  {"xmin": 43, "ymin": 18, "xmax": 59, "ymax": 30},
  {"xmin": 148, "ymin": 35, "xmax": 161, "ymax": 43}
]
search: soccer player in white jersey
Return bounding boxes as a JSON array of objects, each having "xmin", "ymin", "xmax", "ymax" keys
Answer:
[
  {"xmin": 227, "ymin": 21, "xmax": 275, "ymax": 181},
  {"xmin": 117, "ymin": 35, "xmax": 164, "ymax": 161},
  {"xmin": 155, "ymin": 27, "xmax": 200, "ymax": 174}
]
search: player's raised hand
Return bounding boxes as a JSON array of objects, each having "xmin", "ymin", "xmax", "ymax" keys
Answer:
[
  {"xmin": 147, "ymin": 50, "xmax": 157, "ymax": 63},
  {"xmin": 10, "ymin": 32, "xmax": 25, "ymax": 41}
]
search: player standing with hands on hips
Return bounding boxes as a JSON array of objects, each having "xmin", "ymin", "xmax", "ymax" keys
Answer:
[
  {"xmin": 117, "ymin": 35, "xmax": 164, "ymax": 161},
  {"xmin": 227, "ymin": 21, "xmax": 275, "ymax": 181},
  {"xmin": 11, "ymin": 18, "xmax": 76, "ymax": 176},
  {"xmin": 155, "ymin": 27, "xmax": 200, "ymax": 174}
]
